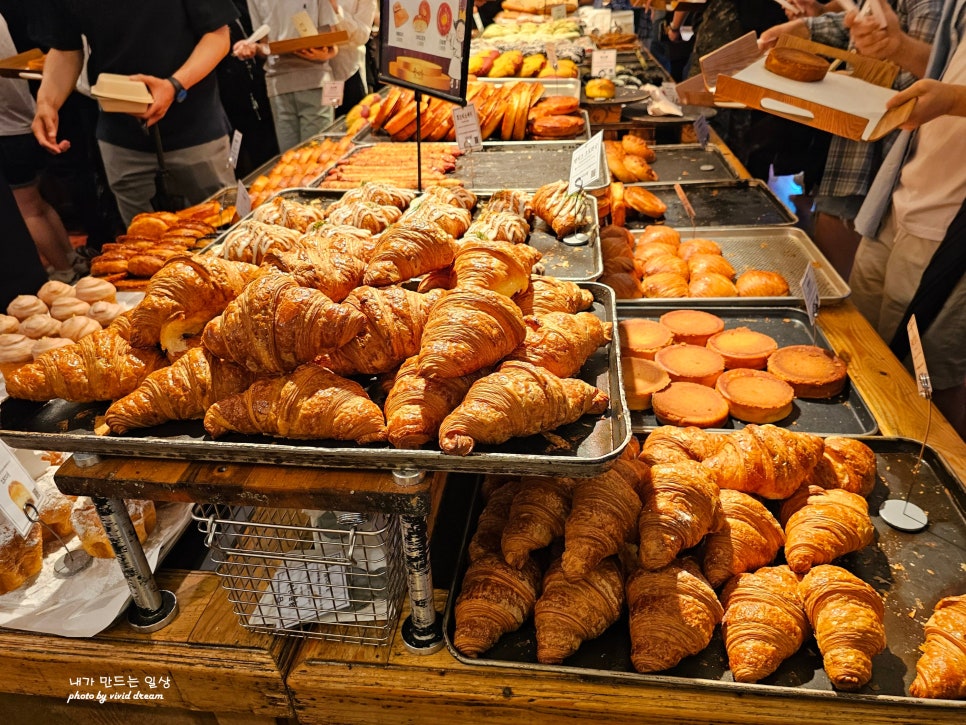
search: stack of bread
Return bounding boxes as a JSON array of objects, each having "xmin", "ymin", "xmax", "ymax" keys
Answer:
[{"xmin": 319, "ymin": 142, "xmax": 464, "ymax": 190}]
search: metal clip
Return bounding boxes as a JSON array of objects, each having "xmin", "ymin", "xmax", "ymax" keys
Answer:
[{"xmin": 23, "ymin": 501, "xmax": 92, "ymax": 576}]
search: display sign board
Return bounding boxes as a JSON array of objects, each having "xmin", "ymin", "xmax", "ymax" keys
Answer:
[
  {"xmin": 907, "ymin": 315, "xmax": 932, "ymax": 398},
  {"xmin": 452, "ymin": 104, "xmax": 483, "ymax": 152},
  {"xmin": 0, "ymin": 442, "xmax": 39, "ymax": 536},
  {"xmin": 591, "ymin": 48, "xmax": 617, "ymax": 79},
  {"xmin": 569, "ymin": 131, "xmax": 607, "ymax": 193},
  {"xmin": 379, "ymin": 0, "xmax": 473, "ymax": 104}
]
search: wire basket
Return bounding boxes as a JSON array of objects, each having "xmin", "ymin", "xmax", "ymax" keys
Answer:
[{"xmin": 192, "ymin": 504, "xmax": 406, "ymax": 645}]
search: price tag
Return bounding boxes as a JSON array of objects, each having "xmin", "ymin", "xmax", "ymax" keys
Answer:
[
  {"xmin": 907, "ymin": 315, "xmax": 933, "ymax": 398},
  {"xmin": 800, "ymin": 264, "xmax": 820, "ymax": 338},
  {"xmin": 292, "ymin": 9, "xmax": 318, "ymax": 38},
  {"xmin": 693, "ymin": 113, "xmax": 711, "ymax": 147},
  {"xmin": 236, "ymin": 179, "xmax": 252, "ymax": 219},
  {"xmin": 546, "ymin": 41, "xmax": 558, "ymax": 70},
  {"xmin": 0, "ymin": 442, "xmax": 39, "ymax": 537},
  {"xmin": 452, "ymin": 104, "xmax": 483, "ymax": 152},
  {"xmin": 227, "ymin": 130, "xmax": 243, "ymax": 170},
  {"xmin": 569, "ymin": 131, "xmax": 607, "ymax": 194},
  {"xmin": 322, "ymin": 80, "xmax": 344, "ymax": 107},
  {"xmin": 550, "ymin": 3, "xmax": 567, "ymax": 20},
  {"xmin": 591, "ymin": 49, "xmax": 617, "ymax": 79},
  {"xmin": 661, "ymin": 81, "xmax": 680, "ymax": 106}
]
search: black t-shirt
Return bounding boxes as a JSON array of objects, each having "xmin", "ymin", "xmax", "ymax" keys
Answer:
[{"xmin": 38, "ymin": 0, "xmax": 238, "ymax": 152}]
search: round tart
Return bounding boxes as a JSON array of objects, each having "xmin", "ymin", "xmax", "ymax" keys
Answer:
[
  {"xmin": 707, "ymin": 327, "xmax": 778, "ymax": 369},
  {"xmin": 767, "ymin": 344, "xmax": 848, "ymax": 398},
  {"xmin": 765, "ymin": 47, "xmax": 830, "ymax": 83},
  {"xmin": 659, "ymin": 309, "xmax": 725, "ymax": 346},
  {"xmin": 651, "ymin": 381, "xmax": 730, "ymax": 428},
  {"xmin": 618, "ymin": 319, "xmax": 674, "ymax": 360},
  {"xmin": 621, "ymin": 356, "xmax": 671, "ymax": 411},
  {"xmin": 655, "ymin": 343, "xmax": 725, "ymax": 387},
  {"xmin": 715, "ymin": 368, "xmax": 795, "ymax": 424}
]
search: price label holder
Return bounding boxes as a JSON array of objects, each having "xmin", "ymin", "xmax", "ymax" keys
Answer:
[
  {"xmin": 452, "ymin": 104, "xmax": 483, "ymax": 152},
  {"xmin": 227, "ymin": 129, "xmax": 243, "ymax": 170},
  {"xmin": 322, "ymin": 80, "xmax": 344, "ymax": 107},
  {"xmin": 236, "ymin": 179, "xmax": 252, "ymax": 219},
  {"xmin": 591, "ymin": 48, "xmax": 617, "ymax": 79},
  {"xmin": 799, "ymin": 263, "xmax": 820, "ymax": 345},
  {"xmin": 292, "ymin": 10, "xmax": 319, "ymax": 37},
  {"xmin": 550, "ymin": 3, "xmax": 567, "ymax": 20},
  {"xmin": 569, "ymin": 131, "xmax": 607, "ymax": 194},
  {"xmin": 693, "ymin": 113, "xmax": 711, "ymax": 148},
  {"xmin": 546, "ymin": 41, "xmax": 558, "ymax": 71}
]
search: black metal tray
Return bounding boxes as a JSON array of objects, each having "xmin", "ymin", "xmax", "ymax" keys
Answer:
[
  {"xmin": 619, "ymin": 306, "xmax": 877, "ymax": 436},
  {"xmin": 624, "ymin": 180, "xmax": 797, "ymax": 228},
  {"xmin": 645, "ymin": 144, "xmax": 739, "ymax": 186},
  {"xmin": 451, "ymin": 141, "xmax": 582, "ymax": 194},
  {"xmin": 0, "ymin": 285, "xmax": 630, "ymax": 478},
  {"xmin": 444, "ymin": 437, "xmax": 966, "ymax": 707}
]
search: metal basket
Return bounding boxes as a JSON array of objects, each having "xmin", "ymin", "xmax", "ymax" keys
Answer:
[{"xmin": 192, "ymin": 504, "xmax": 405, "ymax": 645}]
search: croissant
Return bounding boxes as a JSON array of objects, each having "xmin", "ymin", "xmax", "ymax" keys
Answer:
[
  {"xmin": 799, "ymin": 564, "xmax": 886, "ymax": 691},
  {"xmin": 640, "ymin": 426, "xmax": 724, "ymax": 466},
  {"xmin": 810, "ymin": 437, "xmax": 878, "ymax": 497},
  {"xmin": 505, "ymin": 312, "xmax": 613, "ymax": 379},
  {"xmin": 218, "ymin": 219, "xmax": 302, "ymax": 265},
  {"xmin": 317, "ymin": 287, "xmax": 445, "ymax": 376},
  {"xmin": 415, "ymin": 266, "xmax": 456, "ymax": 294},
  {"xmin": 302, "ymin": 224, "xmax": 377, "ymax": 263},
  {"xmin": 736, "ymin": 270, "xmax": 790, "ymax": 297},
  {"xmin": 720, "ymin": 565, "xmax": 809, "ymax": 682},
  {"xmin": 105, "ymin": 347, "xmax": 256, "ymax": 434},
  {"xmin": 702, "ymin": 489, "xmax": 785, "ymax": 588},
  {"xmin": 464, "ymin": 209, "xmax": 531, "ymax": 245},
  {"xmin": 417, "ymin": 288, "xmax": 527, "ymax": 379},
  {"xmin": 384, "ymin": 355, "xmax": 482, "ymax": 449},
  {"xmin": 637, "ymin": 225, "xmax": 680, "ymax": 247},
  {"xmin": 6, "ymin": 327, "xmax": 167, "ymax": 402},
  {"xmin": 623, "ymin": 186, "xmax": 668, "ymax": 218},
  {"xmin": 530, "ymin": 180, "xmax": 590, "ymax": 238},
  {"xmin": 598, "ymin": 272, "xmax": 644, "ymax": 299},
  {"xmin": 910, "ymin": 594, "xmax": 966, "ymax": 699},
  {"xmin": 534, "ymin": 555, "xmax": 624, "ymax": 664},
  {"xmin": 201, "ymin": 270, "xmax": 365, "ymax": 375},
  {"xmin": 782, "ymin": 486, "xmax": 875, "ymax": 574},
  {"xmin": 626, "ymin": 558, "xmax": 723, "ymax": 673},
  {"xmin": 513, "ymin": 276, "xmax": 595, "ymax": 316},
  {"xmin": 485, "ymin": 189, "xmax": 531, "ymax": 220},
  {"xmin": 642, "ymin": 272, "xmax": 689, "ymax": 298},
  {"xmin": 451, "ymin": 239, "xmax": 541, "ymax": 297},
  {"xmin": 129, "ymin": 255, "xmax": 259, "ymax": 357},
  {"xmin": 501, "ymin": 475, "xmax": 576, "ymax": 568},
  {"xmin": 262, "ymin": 244, "xmax": 365, "ymax": 302},
  {"xmin": 203, "ymin": 363, "xmax": 387, "ymax": 443},
  {"xmin": 701, "ymin": 425, "xmax": 824, "ymax": 499},
  {"xmin": 439, "ymin": 361, "xmax": 609, "ymax": 456},
  {"xmin": 338, "ymin": 181, "xmax": 416, "ymax": 209},
  {"xmin": 400, "ymin": 201, "xmax": 472, "ymax": 238},
  {"xmin": 324, "ymin": 200, "xmax": 401, "ymax": 233},
  {"xmin": 638, "ymin": 460, "xmax": 722, "ymax": 571},
  {"xmin": 689, "ymin": 273, "xmax": 739, "ymax": 298},
  {"xmin": 420, "ymin": 184, "xmax": 477, "ymax": 211},
  {"xmin": 469, "ymin": 478, "xmax": 524, "ymax": 562},
  {"xmin": 453, "ymin": 552, "xmax": 541, "ymax": 658},
  {"xmin": 362, "ymin": 220, "xmax": 458, "ymax": 287},
  {"xmin": 251, "ymin": 196, "xmax": 325, "ymax": 232}
]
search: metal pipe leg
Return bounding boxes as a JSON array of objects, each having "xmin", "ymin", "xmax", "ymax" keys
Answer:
[{"xmin": 92, "ymin": 496, "xmax": 179, "ymax": 632}]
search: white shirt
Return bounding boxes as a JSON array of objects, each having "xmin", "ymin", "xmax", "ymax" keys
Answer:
[{"xmin": 328, "ymin": 0, "xmax": 377, "ymax": 83}]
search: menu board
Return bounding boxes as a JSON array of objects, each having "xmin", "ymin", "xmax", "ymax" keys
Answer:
[{"xmin": 379, "ymin": 0, "xmax": 473, "ymax": 103}]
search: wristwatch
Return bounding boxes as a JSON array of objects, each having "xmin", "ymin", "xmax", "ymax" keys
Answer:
[{"xmin": 167, "ymin": 76, "xmax": 187, "ymax": 103}]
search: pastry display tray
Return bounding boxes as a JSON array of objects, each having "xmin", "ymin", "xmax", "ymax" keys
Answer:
[
  {"xmin": 623, "ymin": 180, "xmax": 797, "ymax": 228},
  {"xmin": 644, "ymin": 144, "xmax": 739, "ymax": 186},
  {"xmin": 0, "ymin": 285, "xmax": 630, "ymax": 478},
  {"xmin": 240, "ymin": 133, "xmax": 350, "ymax": 187},
  {"xmin": 444, "ymin": 437, "xmax": 966, "ymax": 707},
  {"xmin": 617, "ymin": 226, "xmax": 851, "ymax": 306},
  {"xmin": 451, "ymin": 141, "xmax": 582, "ymax": 194},
  {"xmin": 203, "ymin": 187, "xmax": 602, "ymax": 283},
  {"xmin": 618, "ymin": 306, "xmax": 877, "ymax": 436}
]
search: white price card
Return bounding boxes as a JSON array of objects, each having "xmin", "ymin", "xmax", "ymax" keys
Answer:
[
  {"xmin": 800, "ymin": 263, "xmax": 820, "ymax": 331},
  {"xmin": 0, "ymin": 441, "xmax": 39, "ymax": 536},
  {"xmin": 292, "ymin": 9, "xmax": 318, "ymax": 37},
  {"xmin": 569, "ymin": 131, "xmax": 607, "ymax": 194},
  {"xmin": 907, "ymin": 315, "xmax": 932, "ymax": 398},
  {"xmin": 452, "ymin": 104, "xmax": 483, "ymax": 152},
  {"xmin": 236, "ymin": 179, "xmax": 252, "ymax": 219},
  {"xmin": 611, "ymin": 10, "xmax": 635, "ymax": 34},
  {"xmin": 550, "ymin": 3, "xmax": 567, "ymax": 20},
  {"xmin": 591, "ymin": 49, "xmax": 617, "ymax": 79},
  {"xmin": 322, "ymin": 80, "xmax": 344, "ymax": 107},
  {"xmin": 227, "ymin": 129, "xmax": 243, "ymax": 170},
  {"xmin": 693, "ymin": 113, "xmax": 711, "ymax": 147}
]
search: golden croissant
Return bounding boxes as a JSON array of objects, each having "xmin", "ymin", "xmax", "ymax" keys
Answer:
[
  {"xmin": 384, "ymin": 355, "xmax": 482, "ymax": 449},
  {"xmin": 530, "ymin": 180, "xmax": 590, "ymax": 238},
  {"xmin": 105, "ymin": 347, "xmax": 256, "ymax": 434},
  {"xmin": 438, "ymin": 361, "xmax": 609, "ymax": 456},
  {"xmin": 201, "ymin": 269, "xmax": 365, "ymax": 375},
  {"xmin": 317, "ymin": 287, "xmax": 445, "ymax": 376},
  {"xmin": 640, "ymin": 426, "xmax": 724, "ymax": 466},
  {"xmin": 702, "ymin": 489, "xmax": 784, "ymax": 588},
  {"xmin": 417, "ymin": 288, "xmax": 527, "ymax": 379},
  {"xmin": 399, "ymin": 200, "xmax": 472, "ymax": 238},
  {"xmin": 338, "ymin": 181, "xmax": 416, "ymax": 209},
  {"xmin": 129, "ymin": 254, "xmax": 259, "ymax": 358},
  {"xmin": 720, "ymin": 565, "xmax": 809, "ymax": 682},
  {"xmin": 464, "ymin": 209, "xmax": 531, "ymax": 245},
  {"xmin": 626, "ymin": 558, "xmax": 723, "ymax": 673},
  {"xmin": 782, "ymin": 485, "xmax": 874, "ymax": 573},
  {"xmin": 799, "ymin": 564, "xmax": 886, "ymax": 691},
  {"xmin": 218, "ymin": 219, "xmax": 302, "ymax": 265},
  {"xmin": 302, "ymin": 223, "xmax": 377, "ymax": 263},
  {"xmin": 453, "ymin": 552, "xmax": 541, "ymax": 658},
  {"xmin": 534, "ymin": 555, "xmax": 624, "ymax": 664},
  {"xmin": 810, "ymin": 436, "xmax": 878, "ymax": 497},
  {"xmin": 324, "ymin": 200, "xmax": 401, "ymax": 233},
  {"xmin": 701, "ymin": 425, "xmax": 824, "ymax": 499},
  {"xmin": 203, "ymin": 363, "xmax": 387, "ymax": 444},
  {"xmin": 252, "ymin": 196, "xmax": 326, "ymax": 232},
  {"xmin": 451, "ymin": 238, "xmax": 541, "ymax": 297},
  {"xmin": 469, "ymin": 478, "xmax": 524, "ymax": 563},
  {"xmin": 501, "ymin": 475, "xmax": 576, "ymax": 568},
  {"xmin": 262, "ymin": 243, "xmax": 365, "ymax": 302},
  {"xmin": 910, "ymin": 594, "xmax": 966, "ymax": 699},
  {"xmin": 362, "ymin": 220, "xmax": 458, "ymax": 287},
  {"xmin": 638, "ymin": 460, "xmax": 722, "ymax": 571},
  {"xmin": 513, "ymin": 276, "xmax": 595, "ymax": 316},
  {"xmin": 6, "ymin": 327, "xmax": 167, "ymax": 402},
  {"xmin": 506, "ymin": 312, "xmax": 613, "ymax": 379}
]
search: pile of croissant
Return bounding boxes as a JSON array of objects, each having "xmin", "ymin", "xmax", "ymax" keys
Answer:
[
  {"xmin": 5, "ymin": 182, "xmax": 615, "ymax": 457},
  {"xmin": 454, "ymin": 425, "xmax": 965, "ymax": 700}
]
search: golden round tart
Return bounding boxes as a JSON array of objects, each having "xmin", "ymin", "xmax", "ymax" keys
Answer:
[
  {"xmin": 707, "ymin": 327, "xmax": 778, "ymax": 369},
  {"xmin": 659, "ymin": 309, "xmax": 725, "ymax": 346},
  {"xmin": 618, "ymin": 319, "xmax": 674, "ymax": 360},
  {"xmin": 621, "ymin": 356, "xmax": 671, "ymax": 411},
  {"xmin": 767, "ymin": 344, "xmax": 848, "ymax": 398},
  {"xmin": 715, "ymin": 368, "xmax": 795, "ymax": 424},
  {"xmin": 654, "ymin": 343, "xmax": 725, "ymax": 387},
  {"xmin": 652, "ymin": 381, "xmax": 730, "ymax": 428}
]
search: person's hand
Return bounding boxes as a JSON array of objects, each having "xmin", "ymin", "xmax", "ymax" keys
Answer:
[
  {"xmin": 295, "ymin": 46, "xmax": 338, "ymax": 62},
  {"xmin": 846, "ymin": 4, "xmax": 902, "ymax": 61},
  {"xmin": 758, "ymin": 20, "xmax": 809, "ymax": 52},
  {"xmin": 888, "ymin": 79, "xmax": 963, "ymax": 129},
  {"xmin": 32, "ymin": 102, "xmax": 70, "ymax": 154},
  {"xmin": 233, "ymin": 39, "xmax": 259, "ymax": 59},
  {"xmin": 785, "ymin": 0, "xmax": 823, "ymax": 19},
  {"xmin": 129, "ymin": 74, "xmax": 176, "ymax": 127}
]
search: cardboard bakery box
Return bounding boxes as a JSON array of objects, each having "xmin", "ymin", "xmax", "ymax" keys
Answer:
[
  {"xmin": 267, "ymin": 29, "xmax": 349, "ymax": 55},
  {"xmin": 709, "ymin": 34, "xmax": 914, "ymax": 141},
  {"xmin": 90, "ymin": 73, "xmax": 153, "ymax": 113}
]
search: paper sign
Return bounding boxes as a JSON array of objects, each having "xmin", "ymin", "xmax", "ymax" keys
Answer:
[
  {"xmin": 236, "ymin": 179, "xmax": 252, "ymax": 219},
  {"xmin": 800, "ymin": 264, "xmax": 820, "ymax": 333},
  {"xmin": 693, "ymin": 113, "xmax": 711, "ymax": 147},
  {"xmin": 452, "ymin": 103, "xmax": 483, "ymax": 152},
  {"xmin": 0, "ymin": 442, "xmax": 39, "ymax": 536},
  {"xmin": 591, "ymin": 49, "xmax": 617, "ymax": 79},
  {"xmin": 550, "ymin": 3, "xmax": 567, "ymax": 20},
  {"xmin": 907, "ymin": 315, "xmax": 932, "ymax": 398},
  {"xmin": 661, "ymin": 81, "xmax": 680, "ymax": 106},
  {"xmin": 546, "ymin": 41, "xmax": 558, "ymax": 70},
  {"xmin": 322, "ymin": 80, "xmax": 344, "ymax": 106},
  {"xmin": 611, "ymin": 10, "xmax": 635, "ymax": 34},
  {"xmin": 292, "ymin": 10, "xmax": 319, "ymax": 38},
  {"xmin": 569, "ymin": 131, "xmax": 607, "ymax": 193},
  {"xmin": 227, "ymin": 130, "xmax": 243, "ymax": 170},
  {"xmin": 587, "ymin": 8, "xmax": 612, "ymax": 35}
]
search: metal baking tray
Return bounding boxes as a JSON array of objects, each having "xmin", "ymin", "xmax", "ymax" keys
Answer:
[
  {"xmin": 619, "ymin": 305, "xmax": 877, "ymax": 435},
  {"xmin": 645, "ymin": 144, "xmax": 739, "ymax": 186},
  {"xmin": 618, "ymin": 226, "xmax": 851, "ymax": 306},
  {"xmin": 444, "ymin": 436, "xmax": 966, "ymax": 707},
  {"xmin": 452, "ymin": 141, "xmax": 581, "ymax": 194},
  {"xmin": 623, "ymin": 180, "xmax": 797, "ymax": 228},
  {"xmin": 240, "ymin": 133, "xmax": 351, "ymax": 187},
  {"xmin": 0, "ymin": 284, "xmax": 630, "ymax": 478}
]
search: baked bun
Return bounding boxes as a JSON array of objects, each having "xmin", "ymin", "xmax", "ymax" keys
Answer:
[
  {"xmin": 642, "ymin": 272, "xmax": 689, "ymax": 298},
  {"xmin": 689, "ymin": 273, "xmax": 738, "ymax": 298},
  {"xmin": 0, "ymin": 520, "xmax": 43, "ymax": 595},
  {"xmin": 586, "ymin": 77, "xmax": 616, "ymax": 99},
  {"xmin": 0, "ymin": 314, "xmax": 19, "ymax": 335},
  {"xmin": 37, "ymin": 280, "xmax": 76, "ymax": 306},
  {"xmin": 19, "ymin": 314, "xmax": 61, "ymax": 340},
  {"xmin": 634, "ymin": 242, "xmax": 678, "ymax": 264},
  {"xmin": 707, "ymin": 327, "xmax": 778, "ymax": 370},
  {"xmin": 49, "ymin": 296, "xmax": 91, "ymax": 321},
  {"xmin": 70, "ymin": 497, "xmax": 157, "ymax": 559},
  {"xmin": 529, "ymin": 114, "xmax": 585, "ymax": 138},
  {"xmin": 7, "ymin": 295, "xmax": 47, "ymax": 321},
  {"xmin": 655, "ymin": 343, "xmax": 725, "ymax": 387},
  {"xmin": 73, "ymin": 276, "xmax": 118, "ymax": 304},
  {"xmin": 677, "ymin": 239, "xmax": 721, "ymax": 261},
  {"xmin": 637, "ymin": 225, "xmax": 680, "ymax": 248},
  {"xmin": 618, "ymin": 319, "xmax": 674, "ymax": 360},
  {"xmin": 659, "ymin": 309, "xmax": 725, "ymax": 346},
  {"xmin": 735, "ymin": 270, "xmax": 790, "ymax": 297},
  {"xmin": 767, "ymin": 344, "xmax": 848, "ymax": 398},
  {"xmin": 715, "ymin": 368, "xmax": 795, "ymax": 424},
  {"xmin": 651, "ymin": 381, "xmax": 730, "ymax": 428},
  {"xmin": 688, "ymin": 254, "xmax": 735, "ymax": 279},
  {"xmin": 621, "ymin": 356, "xmax": 670, "ymax": 411},
  {"xmin": 60, "ymin": 315, "xmax": 102, "ymax": 341},
  {"xmin": 643, "ymin": 254, "xmax": 690, "ymax": 279},
  {"xmin": 765, "ymin": 47, "xmax": 830, "ymax": 83}
]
